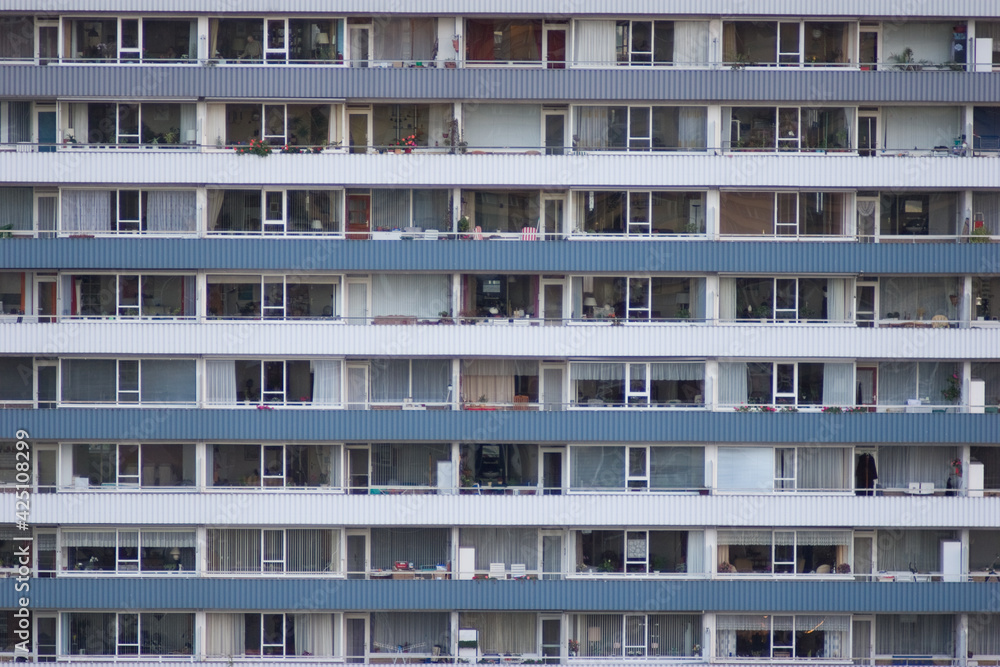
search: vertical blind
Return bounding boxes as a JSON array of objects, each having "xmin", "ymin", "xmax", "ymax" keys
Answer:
[
  {"xmin": 460, "ymin": 527, "xmax": 539, "ymax": 570},
  {"xmin": 461, "ymin": 613, "xmax": 537, "ymax": 655}
]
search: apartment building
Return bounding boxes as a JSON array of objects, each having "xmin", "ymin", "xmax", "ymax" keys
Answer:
[{"xmin": 1, "ymin": 1, "xmax": 999, "ymax": 664}]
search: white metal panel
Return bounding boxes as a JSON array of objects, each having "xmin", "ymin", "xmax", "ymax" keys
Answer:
[
  {"xmin": 0, "ymin": 321, "xmax": 996, "ymax": 360},
  {"xmin": 4, "ymin": 152, "xmax": 1000, "ymax": 189},
  {"xmin": 12, "ymin": 492, "xmax": 1000, "ymax": 529}
]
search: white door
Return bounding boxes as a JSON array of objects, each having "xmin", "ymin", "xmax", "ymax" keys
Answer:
[
  {"xmin": 541, "ymin": 365, "xmax": 564, "ymax": 411},
  {"xmin": 264, "ymin": 18, "xmax": 288, "ymax": 62},
  {"xmin": 541, "ymin": 194, "xmax": 565, "ymax": 237},
  {"xmin": 348, "ymin": 26, "xmax": 371, "ymax": 67},
  {"xmin": 540, "ymin": 279, "xmax": 565, "ymax": 325},
  {"xmin": 346, "ymin": 364, "xmax": 368, "ymax": 409},
  {"xmin": 346, "ymin": 279, "xmax": 370, "ymax": 323}
]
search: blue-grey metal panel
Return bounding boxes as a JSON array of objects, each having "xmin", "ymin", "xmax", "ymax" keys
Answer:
[
  {"xmin": 6, "ymin": 579, "xmax": 997, "ymax": 613},
  {"xmin": 2, "ymin": 239, "xmax": 999, "ymax": 275},
  {"xmin": 2, "ymin": 409, "xmax": 999, "ymax": 445},
  {"xmin": 3, "ymin": 67, "xmax": 1000, "ymax": 103}
]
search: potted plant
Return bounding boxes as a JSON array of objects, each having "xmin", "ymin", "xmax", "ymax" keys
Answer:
[
  {"xmin": 718, "ymin": 561, "xmax": 736, "ymax": 573},
  {"xmin": 941, "ymin": 373, "xmax": 961, "ymax": 404},
  {"xmin": 457, "ymin": 216, "xmax": 471, "ymax": 238},
  {"xmin": 970, "ymin": 226, "xmax": 991, "ymax": 243},
  {"xmin": 835, "ymin": 563, "xmax": 851, "ymax": 574}
]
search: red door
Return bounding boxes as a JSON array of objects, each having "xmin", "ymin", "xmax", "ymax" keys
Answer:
[{"xmin": 346, "ymin": 194, "xmax": 370, "ymax": 240}]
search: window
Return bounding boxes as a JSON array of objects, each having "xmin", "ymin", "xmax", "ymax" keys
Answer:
[
  {"xmin": 571, "ymin": 362, "xmax": 704, "ymax": 407},
  {"xmin": 211, "ymin": 444, "xmax": 339, "ymax": 488},
  {"xmin": 466, "ymin": 19, "xmax": 543, "ymax": 63},
  {"xmin": 370, "ymin": 443, "xmax": 451, "ymax": 490},
  {"xmin": 877, "ymin": 361, "xmax": 959, "ymax": 407},
  {"xmin": 260, "ymin": 18, "xmax": 344, "ymax": 63},
  {"xmin": 719, "ymin": 191, "xmax": 847, "ymax": 237},
  {"xmin": 459, "ymin": 444, "xmax": 539, "ymax": 489},
  {"xmin": 574, "ymin": 276, "xmax": 705, "ymax": 320},
  {"xmin": 63, "ymin": 530, "xmax": 196, "ymax": 573},
  {"xmin": 72, "ymin": 443, "xmax": 196, "ymax": 488},
  {"xmin": 225, "ymin": 103, "xmax": 331, "ymax": 147},
  {"xmin": 468, "ymin": 190, "xmax": 540, "ymax": 234},
  {"xmin": 0, "ymin": 188, "xmax": 33, "ymax": 234},
  {"xmin": 462, "ymin": 275, "xmax": 537, "ymax": 319},
  {"xmin": 459, "ymin": 360, "xmax": 538, "ymax": 407},
  {"xmin": 731, "ymin": 277, "xmax": 833, "ymax": 322},
  {"xmin": 69, "ymin": 102, "xmax": 196, "ymax": 146},
  {"xmin": 575, "ymin": 191, "xmax": 706, "ymax": 235},
  {"xmin": 879, "ymin": 192, "xmax": 960, "ymax": 237},
  {"xmin": 575, "ymin": 530, "xmax": 703, "ymax": 574},
  {"xmin": 369, "ymin": 359, "xmax": 450, "ymax": 405},
  {"xmin": 207, "ymin": 529, "xmax": 340, "ymax": 573},
  {"xmin": 571, "ymin": 614, "xmax": 702, "ymax": 658},
  {"xmin": 875, "ymin": 615, "xmax": 955, "ymax": 658},
  {"xmin": 66, "ymin": 274, "xmax": 195, "ymax": 318},
  {"xmin": 570, "ymin": 445, "xmax": 704, "ymax": 491},
  {"xmin": 717, "ymin": 529, "xmax": 851, "ymax": 575},
  {"xmin": 716, "ymin": 446, "xmax": 852, "ymax": 493},
  {"xmin": 0, "ymin": 357, "xmax": 32, "ymax": 404},
  {"xmin": 370, "ymin": 528, "xmax": 451, "ymax": 574},
  {"xmin": 207, "ymin": 189, "xmax": 342, "ymax": 234},
  {"xmin": 60, "ymin": 189, "xmax": 197, "ymax": 234},
  {"xmin": 573, "ymin": 106, "xmax": 707, "ymax": 151},
  {"xmin": 616, "ymin": 21, "xmax": 679, "ymax": 65},
  {"xmin": 371, "ymin": 612, "xmax": 450, "ymax": 657},
  {"xmin": 0, "ymin": 16, "xmax": 33, "ymax": 60},
  {"xmin": 205, "ymin": 613, "xmax": 336, "ymax": 658},
  {"xmin": 60, "ymin": 359, "xmax": 196, "ymax": 405},
  {"xmin": 372, "ymin": 104, "xmax": 451, "ymax": 149},
  {"xmin": 65, "ymin": 612, "xmax": 195, "ymax": 656},
  {"xmin": 726, "ymin": 107, "xmax": 852, "ymax": 151},
  {"xmin": 207, "ymin": 275, "xmax": 339, "ymax": 318},
  {"xmin": 716, "ymin": 614, "xmax": 850, "ymax": 659},
  {"xmin": 66, "ymin": 18, "xmax": 197, "ymax": 62}
]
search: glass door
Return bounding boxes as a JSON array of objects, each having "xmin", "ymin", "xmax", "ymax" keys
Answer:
[
  {"xmin": 36, "ymin": 193, "xmax": 57, "ymax": 238},
  {"xmin": 346, "ymin": 279, "xmax": 369, "ymax": 323},
  {"xmin": 35, "ymin": 615, "xmax": 57, "ymax": 662},
  {"xmin": 346, "ymin": 192, "xmax": 371, "ymax": 238},
  {"xmin": 345, "ymin": 615, "xmax": 368, "ymax": 662},
  {"xmin": 856, "ymin": 366, "xmax": 877, "ymax": 411},
  {"xmin": 540, "ymin": 448, "xmax": 563, "ymax": 494},
  {"xmin": 852, "ymin": 617, "xmax": 873, "ymax": 665},
  {"xmin": 36, "ymin": 107, "xmax": 56, "ymax": 153},
  {"xmin": 36, "ymin": 22, "xmax": 58, "ymax": 65},
  {"xmin": 541, "ymin": 281, "xmax": 564, "ymax": 325},
  {"xmin": 346, "ymin": 365, "xmax": 368, "ymax": 410},
  {"xmin": 265, "ymin": 18, "xmax": 288, "ymax": 62},
  {"xmin": 347, "ymin": 110, "xmax": 371, "ymax": 154},
  {"xmin": 859, "ymin": 27, "xmax": 879, "ymax": 70},
  {"xmin": 34, "ymin": 276, "xmax": 55, "ymax": 322},
  {"xmin": 35, "ymin": 445, "xmax": 56, "ymax": 493},
  {"xmin": 541, "ymin": 532, "xmax": 563, "ymax": 577},
  {"xmin": 541, "ymin": 617, "xmax": 562, "ymax": 662},
  {"xmin": 855, "ymin": 281, "xmax": 876, "ymax": 327},
  {"xmin": 35, "ymin": 360, "xmax": 57, "ymax": 409},
  {"xmin": 858, "ymin": 112, "xmax": 878, "ymax": 156},
  {"xmin": 541, "ymin": 366, "xmax": 564, "ymax": 412},
  {"xmin": 543, "ymin": 25, "xmax": 566, "ymax": 69},
  {"xmin": 543, "ymin": 111, "xmax": 566, "ymax": 155},
  {"xmin": 778, "ymin": 22, "xmax": 801, "ymax": 65},
  {"xmin": 346, "ymin": 532, "xmax": 368, "ymax": 578},
  {"xmin": 853, "ymin": 532, "xmax": 875, "ymax": 578},
  {"xmin": 348, "ymin": 25, "xmax": 370, "ymax": 67},
  {"xmin": 542, "ymin": 195, "xmax": 564, "ymax": 237}
]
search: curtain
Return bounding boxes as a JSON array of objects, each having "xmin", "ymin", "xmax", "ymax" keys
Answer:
[
  {"xmin": 673, "ymin": 22, "xmax": 709, "ymax": 65},
  {"xmin": 575, "ymin": 614, "xmax": 623, "ymax": 657},
  {"xmin": 877, "ymin": 446, "xmax": 955, "ymax": 491},
  {"xmin": 650, "ymin": 363, "xmax": 703, "ymax": 381},
  {"xmin": 649, "ymin": 446, "xmax": 703, "ymax": 489},
  {"xmin": 461, "ymin": 613, "xmax": 537, "ymax": 655},
  {"xmin": 689, "ymin": 279, "xmax": 705, "ymax": 320},
  {"xmin": 464, "ymin": 104, "xmax": 542, "ymax": 150},
  {"xmin": 71, "ymin": 103, "xmax": 89, "ymax": 144},
  {"xmin": 312, "ymin": 360, "xmax": 342, "ymax": 406},
  {"xmin": 719, "ymin": 279, "xmax": 737, "ymax": 320},
  {"xmin": 822, "ymin": 363, "xmax": 854, "ymax": 405},
  {"xmin": 147, "ymin": 191, "xmax": 196, "ymax": 232},
  {"xmin": 370, "ymin": 360, "xmax": 409, "ymax": 402},
  {"xmin": 411, "ymin": 359, "xmax": 450, "ymax": 402},
  {"xmin": 722, "ymin": 23, "xmax": 738, "ymax": 62},
  {"xmin": 413, "ymin": 189, "xmax": 449, "ymax": 230},
  {"xmin": 575, "ymin": 107, "xmax": 610, "ymax": 149},
  {"xmin": 206, "ymin": 613, "xmax": 245, "ymax": 657},
  {"xmin": 206, "ymin": 104, "xmax": 226, "ymax": 146},
  {"xmin": 884, "ymin": 107, "xmax": 961, "ymax": 151},
  {"xmin": 62, "ymin": 531, "xmax": 117, "ymax": 547},
  {"xmin": 372, "ymin": 275, "xmax": 450, "ymax": 319},
  {"xmin": 570, "ymin": 446, "xmax": 625, "ymax": 489},
  {"xmin": 875, "ymin": 614, "xmax": 954, "ymax": 656},
  {"xmin": 207, "ymin": 529, "xmax": 261, "ymax": 572},
  {"xmin": 574, "ymin": 20, "xmax": 615, "ymax": 67},
  {"xmin": 717, "ymin": 362, "xmax": 748, "ymax": 405},
  {"xmin": 371, "ymin": 612, "xmax": 449, "ymax": 654},
  {"xmin": 918, "ymin": 362, "xmax": 956, "ymax": 405},
  {"xmin": 879, "ymin": 362, "xmax": 917, "ymax": 405},
  {"xmin": 972, "ymin": 192, "xmax": 1000, "ymax": 235},
  {"xmin": 61, "ymin": 190, "xmax": 112, "ymax": 231},
  {"xmin": 206, "ymin": 359, "xmax": 236, "ymax": 405},
  {"xmin": 718, "ymin": 530, "xmax": 773, "ymax": 547},
  {"xmin": 571, "ymin": 363, "xmax": 624, "ymax": 381},
  {"xmin": 678, "ymin": 108, "xmax": 707, "ymax": 148},
  {"xmin": 797, "ymin": 448, "xmax": 850, "ymax": 490},
  {"xmin": 970, "ymin": 615, "xmax": 1000, "ymax": 656},
  {"xmin": 0, "ymin": 187, "xmax": 32, "ymax": 231},
  {"xmin": 460, "ymin": 528, "xmax": 539, "ymax": 569},
  {"xmin": 7, "ymin": 101, "xmax": 30, "ymax": 143},
  {"xmin": 140, "ymin": 360, "xmax": 196, "ymax": 404},
  {"xmin": 880, "ymin": 277, "xmax": 956, "ymax": 322},
  {"xmin": 463, "ymin": 360, "xmax": 537, "ymax": 404},
  {"xmin": 826, "ymin": 278, "xmax": 847, "ymax": 322},
  {"xmin": 686, "ymin": 532, "xmax": 705, "ymax": 574},
  {"xmin": 141, "ymin": 531, "xmax": 197, "ymax": 548},
  {"xmin": 293, "ymin": 614, "xmax": 334, "ymax": 657},
  {"xmin": 373, "ymin": 189, "xmax": 410, "ymax": 229},
  {"xmin": 61, "ymin": 359, "xmax": 116, "ymax": 402},
  {"xmin": 370, "ymin": 528, "xmax": 449, "ymax": 570},
  {"xmin": 370, "ymin": 443, "xmax": 449, "ymax": 487},
  {"xmin": 286, "ymin": 530, "xmax": 337, "ymax": 572},
  {"xmin": 717, "ymin": 447, "xmax": 772, "ymax": 490}
]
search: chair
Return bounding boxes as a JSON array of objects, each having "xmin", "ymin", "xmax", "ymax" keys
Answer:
[
  {"xmin": 520, "ymin": 226, "xmax": 538, "ymax": 241},
  {"xmin": 474, "ymin": 225, "xmax": 483, "ymax": 240},
  {"xmin": 931, "ymin": 314, "xmax": 948, "ymax": 328},
  {"xmin": 512, "ymin": 395, "xmax": 530, "ymax": 411},
  {"xmin": 815, "ymin": 564, "xmax": 833, "ymax": 574},
  {"xmin": 510, "ymin": 563, "xmax": 527, "ymax": 579},
  {"xmin": 489, "ymin": 563, "xmax": 506, "ymax": 579}
]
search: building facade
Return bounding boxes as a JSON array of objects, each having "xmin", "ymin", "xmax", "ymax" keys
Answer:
[{"xmin": 1, "ymin": 1, "xmax": 1000, "ymax": 664}]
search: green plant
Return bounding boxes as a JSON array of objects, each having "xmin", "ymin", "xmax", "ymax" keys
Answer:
[
  {"xmin": 730, "ymin": 53, "xmax": 754, "ymax": 70},
  {"xmin": 458, "ymin": 640, "xmax": 478, "ymax": 649},
  {"xmin": 970, "ymin": 226, "xmax": 990, "ymax": 243},
  {"xmin": 598, "ymin": 558, "xmax": 617, "ymax": 572},
  {"xmin": 457, "ymin": 216, "xmax": 470, "ymax": 233},
  {"xmin": 888, "ymin": 47, "xmax": 929, "ymax": 71},
  {"xmin": 0, "ymin": 223, "xmax": 13, "ymax": 239},
  {"xmin": 675, "ymin": 307, "xmax": 691, "ymax": 319},
  {"xmin": 234, "ymin": 138, "xmax": 272, "ymax": 157},
  {"xmin": 390, "ymin": 133, "xmax": 418, "ymax": 153},
  {"xmin": 753, "ymin": 304, "xmax": 772, "ymax": 319}
]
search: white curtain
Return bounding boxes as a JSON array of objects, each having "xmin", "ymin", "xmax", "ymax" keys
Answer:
[
  {"xmin": 690, "ymin": 278, "xmax": 705, "ymax": 320},
  {"xmin": 410, "ymin": 359, "xmax": 450, "ymax": 402},
  {"xmin": 370, "ymin": 612, "xmax": 449, "ymax": 654},
  {"xmin": 857, "ymin": 199, "xmax": 877, "ymax": 237},
  {"xmin": 650, "ymin": 362, "xmax": 703, "ymax": 381},
  {"xmin": 179, "ymin": 104, "xmax": 197, "ymax": 144},
  {"xmin": 826, "ymin": 278, "xmax": 847, "ymax": 322},
  {"xmin": 574, "ymin": 20, "xmax": 615, "ymax": 67},
  {"xmin": 719, "ymin": 278, "xmax": 737, "ymax": 320},
  {"xmin": 311, "ymin": 360, "xmax": 342, "ymax": 406},
  {"xmin": 972, "ymin": 192, "xmax": 1000, "ymax": 235},
  {"xmin": 878, "ymin": 362, "xmax": 917, "ymax": 405},
  {"xmin": 0, "ymin": 187, "xmax": 32, "ymax": 230},
  {"xmin": 373, "ymin": 189, "xmax": 410, "ymax": 229},
  {"xmin": 464, "ymin": 104, "xmax": 542, "ymax": 150},
  {"xmin": 461, "ymin": 613, "xmax": 537, "ymax": 655},
  {"xmin": 570, "ymin": 446, "xmax": 625, "ymax": 489},
  {"xmin": 687, "ymin": 531, "xmax": 705, "ymax": 574},
  {"xmin": 822, "ymin": 363, "xmax": 854, "ymax": 405},
  {"xmin": 61, "ymin": 190, "xmax": 112, "ymax": 231},
  {"xmin": 206, "ymin": 104, "xmax": 227, "ymax": 147},
  {"xmin": 678, "ymin": 107, "xmax": 707, "ymax": 149},
  {"xmin": 970, "ymin": 616, "xmax": 1000, "ymax": 656},
  {"xmin": 205, "ymin": 359, "xmax": 237, "ymax": 405},
  {"xmin": 205, "ymin": 613, "xmax": 245, "ymax": 657},
  {"xmin": 878, "ymin": 446, "xmax": 955, "ymax": 491},
  {"xmin": 673, "ymin": 22, "xmax": 709, "ymax": 65},
  {"xmin": 71, "ymin": 103, "xmax": 89, "ymax": 143},
  {"xmin": 294, "ymin": 614, "xmax": 334, "ymax": 657},
  {"xmin": 875, "ymin": 614, "xmax": 954, "ymax": 656},
  {"xmin": 571, "ymin": 362, "xmax": 624, "ymax": 381},
  {"xmin": 372, "ymin": 274, "xmax": 450, "ymax": 319},
  {"xmin": 460, "ymin": 528, "xmax": 539, "ymax": 569},
  {"xmin": 206, "ymin": 529, "xmax": 261, "ymax": 572},
  {"xmin": 575, "ymin": 107, "xmax": 610, "ymax": 149},
  {"xmin": 717, "ymin": 447, "xmax": 771, "ymax": 491},
  {"xmin": 62, "ymin": 530, "xmax": 116, "ymax": 547},
  {"xmin": 717, "ymin": 362, "xmax": 748, "ymax": 405},
  {"xmin": 147, "ymin": 191, "xmax": 197, "ymax": 232},
  {"xmin": 884, "ymin": 107, "xmax": 961, "ymax": 151},
  {"xmin": 797, "ymin": 448, "xmax": 850, "ymax": 490}
]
